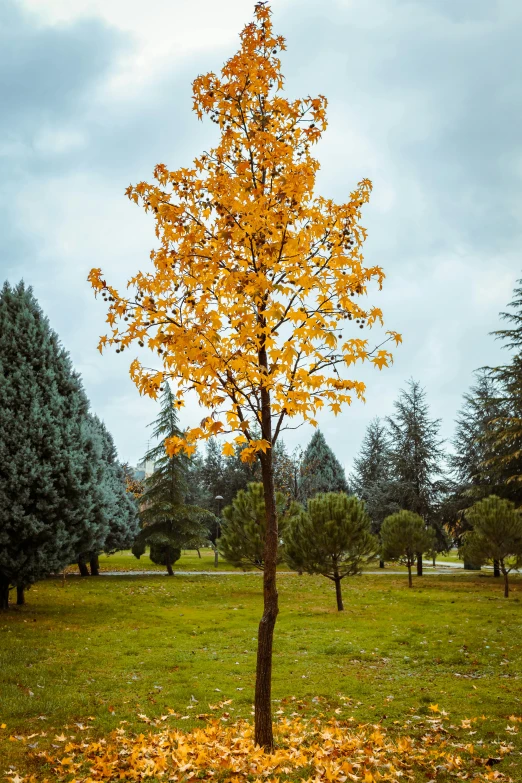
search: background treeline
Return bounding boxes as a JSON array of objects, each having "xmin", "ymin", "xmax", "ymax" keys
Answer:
[{"xmin": 3, "ymin": 277, "xmax": 522, "ymax": 608}]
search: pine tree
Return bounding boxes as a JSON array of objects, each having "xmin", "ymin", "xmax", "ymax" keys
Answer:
[
  {"xmin": 299, "ymin": 430, "xmax": 349, "ymax": 502},
  {"xmin": 386, "ymin": 379, "xmax": 447, "ymax": 574},
  {"xmin": 350, "ymin": 418, "xmax": 396, "ymax": 566},
  {"xmin": 0, "ymin": 281, "xmax": 100, "ymax": 609},
  {"xmin": 219, "ymin": 483, "xmax": 293, "ymax": 570},
  {"xmin": 380, "ymin": 511, "xmax": 436, "ymax": 588},
  {"xmin": 132, "ymin": 385, "xmax": 212, "ymax": 574},
  {"xmin": 285, "ymin": 493, "xmax": 377, "ymax": 610}
]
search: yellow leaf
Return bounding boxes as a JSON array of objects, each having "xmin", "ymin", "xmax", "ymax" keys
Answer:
[{"xmin": 222, "ymin": 442, "xmax": 235, "ymax": 457}]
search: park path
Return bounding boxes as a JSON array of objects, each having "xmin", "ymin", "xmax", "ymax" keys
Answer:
[{"xmin": 96, "ymin": 565, "xmax": 486, "ymax": 577}]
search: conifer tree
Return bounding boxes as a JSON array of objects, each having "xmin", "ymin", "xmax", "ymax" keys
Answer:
[
  {"xmin": 219, "ymin": 482, "xmax": 293, "ymax": 570},
  {"xmin": 299, "ymin": 430, "xmax": 349, "ymax": 502},
  {"xmin": 285, "ymin": 493, "xmax": 377, "ymax": 610},
  {"xmin": 77, "ymin": 416, "xmax": 140, "ymax": 576},
  {"xmin": 350, "ymin": 417, "xmax": 395, "ymax": 565},
  {"xmin": 132, "ymin": 385, "xmax": 211, "ymax": 574},
  {"xmin": 445, "ymin": 371, "xmax": 506, "ymax": 543},
  {"xmin": 0, "ymin": 281, "xmax": 100, "ymax": 609},
  {"xmin": 386, "ymin": 379, "xmax": 447, "ymax": 574},
  {"xmin": 460, "ymin": 495, "xmax": 522, "ymax": 597},
  {"xmin": 380, "ymin": 511, "xmax": 436, "ymax": 588},
  {"xmin": 481, "ymin": 278, "xmax": 522, "ymax": 495}
]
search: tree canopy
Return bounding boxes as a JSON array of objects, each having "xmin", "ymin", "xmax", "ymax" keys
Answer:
[
  {"xmin": 285, "ymin": 492, "xmax": 377, "ymax": 610},
  {"xmin": 380, "ymin": 511, "xmax": 436, "ymax": 587},
  {"xmin": 460, "ymin": 495, "xmax": 522, "ymax": 597}
]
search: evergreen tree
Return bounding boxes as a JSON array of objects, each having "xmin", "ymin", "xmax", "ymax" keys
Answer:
[
  {"xmin": 132, "ymin": 385, "xmax": 211, "ymax": 574},
  {"xmin": 77, "ymin": 416, "xmax": 140, "ymax": 576},
  {"xmin": 380, "ymin": 511, "xmax": 436, "ymax": 588},
  {"xmin": 219, "ymin": 483, "xmax": 293, "ymax": 570},
  {"xmin": 445, "ymin": 371, "xmax": 506, "ymax": 542},
  {"xmin": 285, "ymin": 493, "xmax": 377, "ymax": 610},
  {"xmin": 386, "ymin": 379, "xmax": 447, "ymax": 574},
  {"xmin": 350, "ymin": 418, "xmax": 396, "ymax": 564},
  {"xmin": 0, "ymin": 281, "xmax": 101, "ymax": 609},
  {"xmin": 299, "ymin": 430, "xmax": 349, "ymax": 502},
  {"xmin": 481, "ymin": 277, "xmax": 522, "ymax": 495},
  {"xmin": 460, "ymin": 495, "xmax": 522, "ymax": 597}
]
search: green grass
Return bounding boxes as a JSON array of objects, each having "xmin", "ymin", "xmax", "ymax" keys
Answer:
[
  {"xmin": 1, "ymin": 561, "xmax": 522, "ymax": 779},
  {"xmin": 96, "ymin": 547, "xmax": 241, "ymax": 572}
]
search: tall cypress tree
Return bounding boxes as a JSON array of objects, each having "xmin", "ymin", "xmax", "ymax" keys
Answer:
[
  {"xmin": 132, "ymin": 385, "xmax": 211, "ymax": 574},
  {"xmin": 0, "ymin": 282, "xmax": 99, "ymax": 609},
  {"xmin": 299, "ymin": 430, "xmax": 349, "ymax": 502},
  {"xmin": 386, "ymin": 379, "xmax": 447, "ymax": 574}
]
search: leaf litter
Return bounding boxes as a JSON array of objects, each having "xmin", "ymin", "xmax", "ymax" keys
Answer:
[{"xmin": 6, "ymin": 709, "xmax": 516, "ymax": 782}]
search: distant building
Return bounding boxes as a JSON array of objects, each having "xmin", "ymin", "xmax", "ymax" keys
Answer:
[{"xmin": 135, "ymin": 459, "xmax": 155, "ymax": 479}]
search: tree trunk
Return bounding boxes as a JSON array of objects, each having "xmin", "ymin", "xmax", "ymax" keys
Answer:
[
  {"xmin": 78, "ymin": 556, "xmax": 90, "ymax": 577},
  {"xmin": 0, "ymin": 579, "xmax": 10, "ymax": 611},
  {"xmin": 501, "ymin": 562, "xmax": 509, "ymax": 597},
  {"xmin": 432, "ymin": 555, "xmax": 436, "ymax": 567},
  {"xmin": 493, "ymin": 559, "xmax": 500, "ymax": 578},
  {"xmin": 214, "ymin": 547, "xmax": 219, "ymax": 568},
  {"xmin": 379, "ymin": 560, "xmax": 385, "ymax": 569},
  {"xmin": 255, "ymin": 382, "xmax": 279, "ymax": 750},
  {"xmin": 196, "ymin": 548, "xmax": 201, "ymax": 558},
  {"xmin": 166, "ymin": 562, "xmax": 174, "ymax": 576},
  {"xmin": 407, "ymin": 562, "xmax": 413, "ymax": 588},
  {"xmin": 16, "ymin": 586, "xmax": 25, "ymax": 605},
  {"xmin": 416, "ymin": 552, "xmax": 423, "ymax": 576},
  {"xmin": 90, "ymin": 554, "xmax": 100, "ymax": 576},
  {"xmin": 334, "ymin": 575, "xmax": 344, "ymax": 611}
]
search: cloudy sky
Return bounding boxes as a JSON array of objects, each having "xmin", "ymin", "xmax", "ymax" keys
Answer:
[{"xmin": 2, "ymin": 0, "xmax": 521, "ymax": 473}]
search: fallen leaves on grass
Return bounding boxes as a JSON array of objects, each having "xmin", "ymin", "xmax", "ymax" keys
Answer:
[{"xmin": 14, "ymin": 713, "xmax": 515, "ymax": 783}]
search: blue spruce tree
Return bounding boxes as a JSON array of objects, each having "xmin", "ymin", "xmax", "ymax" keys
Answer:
[
  {"xmin": 77, "ymin": 415, "xmax": 140, "ymax": 576},
  {"xmin": 299, "ymin": 430, "xmax": 349, "ymax": 502},
  {"xmin": 0, "ymin": 282, "xmax": 105, "ymax": 608}
]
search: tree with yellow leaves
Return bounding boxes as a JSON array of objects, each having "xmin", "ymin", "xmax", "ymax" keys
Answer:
[{"xmin": 89, "ymin": 2, "xmax": 400, "ymax": 748}]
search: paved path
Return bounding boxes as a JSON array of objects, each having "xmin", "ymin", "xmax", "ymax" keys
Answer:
[{"xmin": 95, "ymin": 566, "xmax": 486, "ymax": 577}]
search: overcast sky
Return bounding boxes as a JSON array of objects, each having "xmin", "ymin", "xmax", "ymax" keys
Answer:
[{"xmin": 2, "ymin": 0, "xmax": 521, "ymax": 473}]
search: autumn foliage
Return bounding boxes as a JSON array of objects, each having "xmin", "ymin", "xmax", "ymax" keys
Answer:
[
  {"xmin": 88, "ymin": 1, "xmax": 399, "ymax": 747},
  {"xmin": 88, "ymin": 2, "xmax": 400, "ymax": 461}
]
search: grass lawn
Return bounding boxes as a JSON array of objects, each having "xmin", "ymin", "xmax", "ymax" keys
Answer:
[
  {"xmin": 93, "ymin": 549, "xmax": 424, "ymax": 574},
  {"xmin": 95, "ymin": 548, "xmax": 240, "ymax": 573},
  {"xmin": 1, "ymin": 561, "xmax": 522, "ymax": 780}
]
